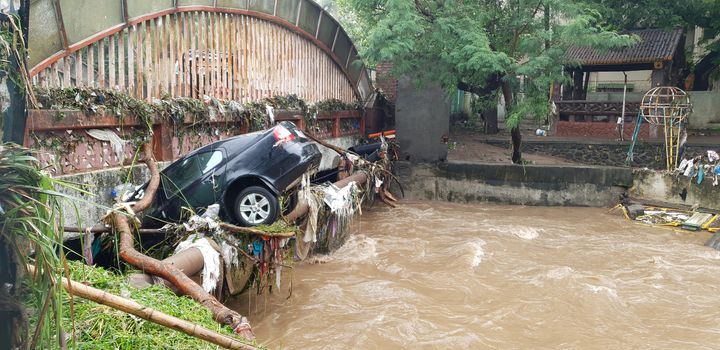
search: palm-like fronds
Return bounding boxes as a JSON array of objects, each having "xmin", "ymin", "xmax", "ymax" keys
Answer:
[{"xmin": 0, "ymin": 143, "xmax": 66, "ymax": 349}]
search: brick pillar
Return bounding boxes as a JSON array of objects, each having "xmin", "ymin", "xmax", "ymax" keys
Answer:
[
  {"xmin": 152, "ymin": 123, "xmax": 174, "ymax": 161},
  {"xmin": 375, "ymin": 62, "xmax": 397, "ymax": 104}
]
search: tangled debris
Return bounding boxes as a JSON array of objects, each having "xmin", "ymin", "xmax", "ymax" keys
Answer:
[
  {"xmin": 675, "ymin": 149, "xmax": 720, "ymax": 186},
  {"xmin": 611, "ymin": 203, "xmax": 719, "ymax": 233},
  {"xmin": 150, "ymin": 137, "xmax": 400, "ymax": 299}
]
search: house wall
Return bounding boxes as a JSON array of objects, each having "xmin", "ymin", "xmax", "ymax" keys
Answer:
[
  {"xmin": 688, "ymin": 91, "xmax": 720, "ymax": 128},
  {"xmin": 588, "ymin": 71, "xmax": 653, "ymax": 93}
]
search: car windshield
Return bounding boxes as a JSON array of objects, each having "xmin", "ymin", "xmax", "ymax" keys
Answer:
[{"xmin": 163, "ymin": 150, "xmax": 224, "ymax": 199}]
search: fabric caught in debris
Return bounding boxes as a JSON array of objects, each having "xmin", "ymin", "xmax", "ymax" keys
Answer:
[{"xmin": 174, "ymin": 234, "xmax": 221, "ymax": 293}]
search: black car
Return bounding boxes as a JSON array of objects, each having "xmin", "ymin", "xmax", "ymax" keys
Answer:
[{"xmin": 133, "ymin": 121, "xmax": 321, "ymax": 227}]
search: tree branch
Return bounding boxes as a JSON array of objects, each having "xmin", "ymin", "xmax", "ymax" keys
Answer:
[
  {"xmin": 511, "ymin": 1, "xmax": 543, "ymax": 55},
  {"xmin": 457, "ymin": 73, "xmax": 503, "ymax": 96},
  {"xmin": 414, "ymin": 0, "xmax": 436, "ymax": 21}
]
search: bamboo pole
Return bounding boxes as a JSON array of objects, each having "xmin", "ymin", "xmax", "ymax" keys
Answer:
[
  {"xmin": 26, "ymin": 265, "xmax": 257, "ymax": 350},
  {"xmin": 63, "ymin": 226, "xmax": 165, "ymax": 235}
]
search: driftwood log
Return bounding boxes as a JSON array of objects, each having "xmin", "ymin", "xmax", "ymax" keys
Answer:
[
  {"xmin": 27, "ymin": 265, "xmax": 256, "ymax": 350},
  {"xmin": 111, "ymin": 144, "xmax": 254, "ymax": 339}
]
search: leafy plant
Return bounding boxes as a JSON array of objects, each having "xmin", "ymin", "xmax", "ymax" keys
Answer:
[
  {"xmin": 0, "ymin": 143, "xmax": 74, "ymax": 348},
  {"xmin": 61, "ymin": 260, "xmax": 263, "ymax": 350}
]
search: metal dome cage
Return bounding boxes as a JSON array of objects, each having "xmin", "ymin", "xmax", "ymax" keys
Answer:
[
  {"xmin": 640, "ymin": 87, "xmax": 691, "ymax": 126},
  {"xmin": 639, "ymin": 86, "xmax": 692, "ymax": 171}
]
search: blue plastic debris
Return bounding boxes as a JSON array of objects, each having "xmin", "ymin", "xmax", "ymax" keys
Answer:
[{"xmin": 252, "ymin": 240, "xmax": 264, "ymax": 257}]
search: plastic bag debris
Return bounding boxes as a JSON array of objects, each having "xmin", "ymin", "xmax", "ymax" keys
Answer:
[
  {"xmin": 86, "ymin": 129, "xmax": 127, "ymax": 162},
  {"xmin": 708, "ymin": 150, "xmax": 719, "ymax": 162}
]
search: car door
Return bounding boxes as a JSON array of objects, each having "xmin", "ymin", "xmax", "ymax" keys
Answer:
[{"xmin": 161, "ymin": 149, "xmax": 226, "ymax": 219}]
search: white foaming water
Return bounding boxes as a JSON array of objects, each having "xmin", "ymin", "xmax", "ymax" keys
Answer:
[
  {"xmin": 467, "ymin": 239, "xmax": 487, "ymax": 267},
  {"xmin": 487, "ymin": 224, "xmax": 543, "ymax": 240},
  {"xmin": 547, "ymin": 266, "xmax": 574, "ymax": 279}
]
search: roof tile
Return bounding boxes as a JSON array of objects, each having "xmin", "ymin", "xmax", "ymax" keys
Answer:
[{"xmin": 565, "ymin": 28, "xmax": 684, "ymax": 66}]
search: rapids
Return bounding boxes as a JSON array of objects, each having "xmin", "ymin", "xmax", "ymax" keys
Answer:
[{"xmin": 243, "ymin": 201, "xmax": 720, "ymax": 349}]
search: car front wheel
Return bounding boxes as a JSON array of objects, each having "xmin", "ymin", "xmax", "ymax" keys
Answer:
[{"xmin": 234, "ymin": 186, "xmax": 279, "ymax": 226}]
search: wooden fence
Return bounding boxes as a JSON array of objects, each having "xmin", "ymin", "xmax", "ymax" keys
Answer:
[{"xmin": 32, "ymin": 11, "xmax": 357, "ymax": 104}]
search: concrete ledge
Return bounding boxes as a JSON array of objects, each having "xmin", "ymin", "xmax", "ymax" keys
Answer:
[
  {"xmin": 397, "ymin": 161, "xmax": 632, "ymax": 207},
  {"xmin": 631, "ymin": 169, "xmax": 720, "ymax": 210}
]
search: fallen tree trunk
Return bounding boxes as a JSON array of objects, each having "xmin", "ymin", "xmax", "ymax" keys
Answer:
[
  {"xmin": 26, "ymin": 265, "xmax": 256, "ymax": 350},
  {"xmin": 112, "ymin": 144, "xmax": 254, "ymax": 339}
]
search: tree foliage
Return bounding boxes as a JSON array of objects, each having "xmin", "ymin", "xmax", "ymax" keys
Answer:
[
  {"xmin": 584, "ymin": 0, "xmax": 720, "ymax": 57},
  {"xmin": 337, "ymin": 0, "xmax": 636, "ymax": 162}
]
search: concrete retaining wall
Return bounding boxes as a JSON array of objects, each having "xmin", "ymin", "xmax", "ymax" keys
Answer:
[
  {"xmin": 631, "ymin": 169, "xmax": 720, "ymax": 210},
  {"xmin": 397, "ymin": 161, "xmax": 633, "ymax": 207}
]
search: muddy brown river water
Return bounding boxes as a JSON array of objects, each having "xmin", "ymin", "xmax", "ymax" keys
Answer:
[{"xmin": 244, "ymin": 201, "xmax": 720, "ymax": 349}]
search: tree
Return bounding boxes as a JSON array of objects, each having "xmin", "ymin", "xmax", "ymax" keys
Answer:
[{"xmin": 337, "ymin": 0, "xmax": 635, "ymax": 163}]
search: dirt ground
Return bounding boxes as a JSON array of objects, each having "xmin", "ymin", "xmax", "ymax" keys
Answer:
[{"xmin": 447, "ymin": 128, "xmax": 574, "ymax": 165}]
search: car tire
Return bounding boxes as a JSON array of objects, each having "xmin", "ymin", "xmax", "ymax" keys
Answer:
[{"xmin": 234, "ymin": 186, "xmax": 279, "ymax": 226}]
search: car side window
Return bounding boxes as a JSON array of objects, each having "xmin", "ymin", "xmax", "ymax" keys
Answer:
[
  {"xmin": 163, "ymin": 155, "xmax": 201, "ymax": 199},
  {"xmin": 162, "ymin": 150, "xmax": 224, "ymax": 199},
  {"xmin": 197, "ymin": 150, "xmax": 224, "ymax": 174}
]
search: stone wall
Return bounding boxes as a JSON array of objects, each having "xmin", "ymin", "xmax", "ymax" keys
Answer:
[
  {"xmin": 397, "ymin": 161, "xmax": 633, "ymax": 207},
  {"xmin": 483, "ymin": 139, "xmax": 709, "ymax": 169}
]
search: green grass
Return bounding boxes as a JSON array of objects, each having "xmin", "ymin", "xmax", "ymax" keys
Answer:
[{"xmin": 62, "ymin": 261, "xmax": 263, "ymax": 350}]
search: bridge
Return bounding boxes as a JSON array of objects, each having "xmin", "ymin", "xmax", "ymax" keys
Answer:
[
  {"xmin": 25, "ymin": 0, "xmax": 373, "ymax": 175},
  {"xmin": 28, "ymin": 0, "xmax": 372, "ymax": 103}
]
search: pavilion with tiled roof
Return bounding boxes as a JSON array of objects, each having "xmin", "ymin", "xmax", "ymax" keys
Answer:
[
  {"xmin": 562, "ymin": 28, "xmax": 685, "ymax": 100},
  {"xmin": 554, "ymin": 28, "xmax": 685, "ymax": 139}
]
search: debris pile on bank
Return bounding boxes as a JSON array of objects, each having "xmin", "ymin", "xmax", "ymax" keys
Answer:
[
  {"xmin": 675, "ymin": 150, "xmax": 720, "ymax": 186},
  {"xmin": 612, "ymin": 203, "xmax": 719, "ymax": 233}
]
